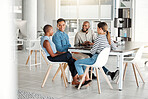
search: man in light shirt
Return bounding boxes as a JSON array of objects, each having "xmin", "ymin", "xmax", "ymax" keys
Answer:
[
  {"xmin": 74, "ymin": 21, "xmax": 96, "ymax": 46},
  {"xmin": 75, "ymin": 21, "xmax": 97, "ymax": 79}
]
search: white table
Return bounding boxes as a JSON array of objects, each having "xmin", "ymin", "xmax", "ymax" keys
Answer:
[{"xmin": 68, "ymin": 41, "xmax": 148, "ymax": 91}]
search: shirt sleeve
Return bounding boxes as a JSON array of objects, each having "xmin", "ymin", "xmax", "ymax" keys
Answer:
[
  {"xmin": 111, "ymin": 39, "xmax": 117, "ymax": 50},
  {"xmin": 90, "ymin": 36, "xmax": 100, "ymax": 55},
  {"xmin": 91, "ymin": 30, "xmax": 96, "ymax": 43},
  {"xmin": 74, "ymin": 33, "xmax": 80, "ymax": 46},
  {"xmin": 66, "ymin": 34, "xmax": 71, "ymax": 48},
  {"xmin": 52, "ymin": 34, "xmax": 62, "ymax": 52},
  {"xmin": 52, "ymin": 33, "xmax": 71, "ymax": 52}
]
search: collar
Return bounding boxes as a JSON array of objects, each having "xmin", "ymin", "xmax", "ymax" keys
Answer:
[
  {"xmin": 57, "ymin": 29, "xmax": 65, "ymax": 34},
  {"xmin": 98, "ymin": 34, "xmax": 106, "ymax": 37}
]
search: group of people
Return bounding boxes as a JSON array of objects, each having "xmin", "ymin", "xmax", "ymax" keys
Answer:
[{"xmin": 41, "ymin": 18, "xmax": 119, "ymax": 88}]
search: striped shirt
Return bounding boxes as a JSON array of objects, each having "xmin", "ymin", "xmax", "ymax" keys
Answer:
[{"xmin": 90, "ymin": 34, "xmax": 116, "ymax": 55}]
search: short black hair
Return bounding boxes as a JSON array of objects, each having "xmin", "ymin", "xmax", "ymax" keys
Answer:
[
  {"xmin": 43, "ymin": 24, "xmax": 52, "ymax": 34},
  {"xmin": 57, "ymin": 18, "xmax": 65, "ymax": 24}
]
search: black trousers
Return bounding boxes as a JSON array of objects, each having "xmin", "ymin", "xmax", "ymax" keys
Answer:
[{"xmin": 47, "ymin": 52, "xmax": 77, "ymax": 77}]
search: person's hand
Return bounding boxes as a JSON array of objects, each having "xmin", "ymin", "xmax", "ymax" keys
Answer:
[
  {"xmin": 85, "ymin": 41, "xmax": 94, "ymax": 46},
  {"xmin": 81, "ymin": 41, "xmax": 91, "ymax": 46},
  {"xmin": 88, "ymin": 42, "xmax": 94, "ymax": 45},
  {"xmin": 71, "ymin": 52, "xmax": 80, "ymax": 54},
  {"xmin": 84, "ymin": 41, "xmax": 90, "ymax": 43},
  {"xmin": 62, "ymin": 52, "xmax": 66, "ymax": 54},
  {"xmin": 57, "ymin": 51, "xmax": 66, "ymax": 54},
  {"xmin": 84, "ymin": 41, "xmax": 90, "ymax": 45}
]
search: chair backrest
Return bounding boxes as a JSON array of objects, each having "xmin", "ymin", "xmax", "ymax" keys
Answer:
[
  {"xmin": 133, "ymin": 46, "xmax": 144, "ymax": 62},
  {"xmin": 93, "ymin": 47, "xmax": 110, "ymax": 68},
  {"xmin": 40, "ymin": 44, "xmax": 66, "ymax": 64},
  {"xmin": 26, "ymin": 40, "xmax": 41, "ymax": 50}
]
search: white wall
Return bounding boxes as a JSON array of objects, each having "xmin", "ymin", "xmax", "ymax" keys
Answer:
[
  {"xmin": 60, "ymin": 5, "xmax": 112, "ymax": 19},
  {"xmin": 134, "ymin": 0, "xmax": 148, "ymax": 42},
  {"xmin": 79, "ymin": 5, "xmax": 99, "ymax": 19},
  {"xmin": 60, "ymin": 5, "xmax": 77, "ymax": 19},
  {"xmin": 44, "ymin": 0, "xmax": 60, "ymax": 23},
  {"xmin": 23, "ymin": 0, "xmax": 60, "ymax": 37},
  {"xmin": 37, "ymin": 0, "xmax": 60, "ymax": 31}
]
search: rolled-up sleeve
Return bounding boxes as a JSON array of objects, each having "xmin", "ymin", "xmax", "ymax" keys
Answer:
[
  {"xmin": 52, "ymin": 34, "xmax": 63, "ymax": 52},
  {"xmin": 111, "ymin": 39, "xmax": 117, "ymax": 50},
  {"xmin": 67, "ymin": 34, "xmax": 71, "ymax": 47},
  {"xmin": 92, "ymin": 30, "xmax": 96, "ymax": 43},
  {"xmin": 74, "ymin": 33, "xmax": 80, "ymax": 46}
]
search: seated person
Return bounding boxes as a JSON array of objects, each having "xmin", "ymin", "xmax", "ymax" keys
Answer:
[
  {"xmin": 52, "ymin": 18, "xmax": 89, "ymax": 60},
  {"xmin": 74, "ymin": 21, "xmax": 96, "ymax": 46},
  {"xmin": 75, "ymin": 21, "xmax": 119, "ymax": 80},
  {"xmin": 75, "ymin": 22, "xmax": 119, "ymax": 88},
  {"xmin": 75, "ymin": 21, "xmax": 97, "ymax": 79},
  {"xmin": 41, "ymin": 24, "xmax": 79, "ymax": 85}
]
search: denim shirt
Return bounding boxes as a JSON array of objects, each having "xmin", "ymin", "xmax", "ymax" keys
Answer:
[{"xmin": 52, "ymin": 30, "xmax": 71, "ymax": 52}]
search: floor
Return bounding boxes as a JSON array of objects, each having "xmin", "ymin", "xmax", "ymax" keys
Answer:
[{"xmin": 17, "ymin": 50, "xmax": 148, "ymax": 99}]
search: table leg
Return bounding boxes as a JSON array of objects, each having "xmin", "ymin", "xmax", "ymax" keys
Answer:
[
  {"xmin": 119, "ymin": 54, "xmax": 123, "ymax": 91},
  {"xmin": 117, "ymin": 55, "xmax": 120, "ymax": 68}
]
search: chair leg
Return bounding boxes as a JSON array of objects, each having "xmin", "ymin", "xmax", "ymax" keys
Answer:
[
  {"xmin": 116, "ymin": 75, "xmax": 119, "ymax": 84},
  {"xmin": 95, "ymin": 67, "xmax": 101, "ymax": 94},
  {"xmin": 90, "ymin": 67, "xmax": 93, "ymax": 80},
  {"xmin": 35, "ymin": 50, "xmax": 37, "ymax": 67},
  {"xmin": 61, "ymin": 63, "xmax": 68, "ymax": 78},
  {"xmin": 52, "ymin": 66, "xmax": 61, "ymax": 81},
  {"xmin": 99, "ymin": 67, "xmax": 113, "ymax": 89},
  {"xmin": 26, "ymin": 50, "xmax": 33, "ymax": 65},
  {"xmin": 41, "ymin": 65, "xmax": 52, "ymax": 88},
  {"xmin": 135, "ymin": 63, "xmax": 145, "ymax": 83},
  {"xmin": 40, "ymin": 50, "xmax": 49, "ymax": 65},
  {"xmin": 123, "ymin": 62, "xmax": 128, "ymax": 81},
  {"xmin": 61, "ymin": 63, "xmax": 68, "ymax": 83},
  {"xmin": 132, "ymin": 63, "xmax": 139, "ymax": 87},
  {"xmin": 52, "ymin": 63, "xmax": 68, "ymax": 82},
  {"xmin": 78, "ymin": 66, "xmax": 90, "ymax": 90},
  {"xmin": 60, "ymin": 64, "xmax": 67, "ymax": 88},
  {"xmin": 64, "ymin": 63, "xmax": 68, "ymax": 83}
]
